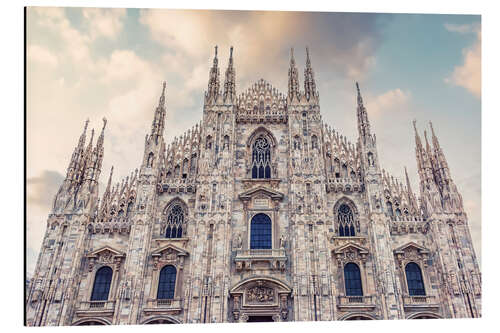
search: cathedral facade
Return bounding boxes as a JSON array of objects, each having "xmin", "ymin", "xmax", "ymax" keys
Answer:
[{"xmin": 26, "ymin": 46, "xmax": 481, "ymax": 326}]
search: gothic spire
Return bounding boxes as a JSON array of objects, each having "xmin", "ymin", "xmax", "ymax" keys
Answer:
[
  {"xmin": 288, "ymin": 47, "xmax": 300, "ymax": 102},
  {"xmin": 66, "ymin": 119, "xmax": 89, "ymax": 180},
  {"xmin": 207, "ymin": 45, "xmax": 220, "ymax": 102},
  {"xmin": 404, "ymin": 166, "xmax": 418, "ymax": 212},
  {"xmin": 151, "ymin": 81, "xmax": 166, "ymax": 139},
  {"xmin": 304, "ymin": 47, "xmax": 317, "ymax": 101},
  {"xmin": 356, "ymin": 82, "xmax": 371, "ymax": 143},
  {"xmin": 223, "ymin": 46, "xmax": 236, "ymax": 103}
]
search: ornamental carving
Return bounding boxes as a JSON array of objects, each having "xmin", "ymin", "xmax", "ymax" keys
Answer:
[{"xmin": 246, "ymin": 285, "xmax": 274, "ymax": 303}]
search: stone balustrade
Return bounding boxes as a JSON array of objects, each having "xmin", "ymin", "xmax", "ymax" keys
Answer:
[{"xmin": 234, "ymin": 248, "xmax": 287, "ymax": 271}]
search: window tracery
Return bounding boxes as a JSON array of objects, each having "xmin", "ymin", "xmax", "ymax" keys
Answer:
[
  {"xmin": 337, "ymin": 204, "xmax": 355, "ymax": 237},
  {"xmin": 164, "ymin": 203, "xmax": 185, "ymax": 238},
  {"xmin": 251, "ymin": 137, "xmax": 271, "ymax": 179}
]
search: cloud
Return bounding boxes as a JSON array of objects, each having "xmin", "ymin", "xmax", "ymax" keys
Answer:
[
  {"xmin": 27, "ymin": 170, "xmax": 65, "ymax": 208},
  {"xmin": 366, "ymin": 88, "xmax": 411, "ymax": 116},
  {"xmin": 445, "ymin": 25, "xmax": 481, "ymax": 98},
  {"xmin": 28, "ymin": 44, "xmax": 58, "ymax": 67},
  {"xmin": 444, "ymin": 23, "xmax": 478, "ymax": 34},
  {"xmin": 82, "ymin": 8, "xmax": 126, "ymax": 40},
  {"xmin": 26, "ymin": 170, "xmax": 65, "ymax": 276}
]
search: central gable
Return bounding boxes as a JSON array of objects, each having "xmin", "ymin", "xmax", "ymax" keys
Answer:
[{"xmin": 235, "ymin": 79, "xmax": 288, "ymax": 124}]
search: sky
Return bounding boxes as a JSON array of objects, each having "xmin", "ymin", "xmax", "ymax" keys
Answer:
[{"xmin": 26, "ymin": 7, "xmax": 481, "ymax": 276}]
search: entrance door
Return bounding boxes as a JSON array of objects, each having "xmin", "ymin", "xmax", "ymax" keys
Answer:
[{"xmin": 247, "ymin": 315, "xmax": 274, "ymax": 322}]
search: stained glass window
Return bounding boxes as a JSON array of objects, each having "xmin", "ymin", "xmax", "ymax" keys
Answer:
[
  {"xmin": 344, "ymin": 263, "xmax": 363, "ymax": 296},
  {"xmin": 250, "ymin": 213, "xmax": 272, "ymax": 249},
  {"xmin": 406, "ymin": 263, "xmax": 426, "ymax": 296},
  {"xmin": 251, "ymin": 137, "xmax": 271, "ymax": 179},
  {"xmin": 90, "ymin": 266, "xmax": 113, "ymax": 301},
  {"xmin": 157, "ymin": 265, "xmax": 176, "ymax": 299}
]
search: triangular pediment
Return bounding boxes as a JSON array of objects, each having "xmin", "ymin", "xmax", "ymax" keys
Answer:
[
  {"xmin": 394, "ymin": 242, "xmax": 429, "ymax": 254},
  {"xmin": 87, "ymin": 246, "xmax": 125, "ymax": 258},
  {"xmin": 334, "ymin": 242, "xmax": 369, "ymax": 255},
  {"xmin": 151, "ymin": 243, "xmax": 189, "ymax": 257},
  {"xmin": 238, "ymin": 186, "xmax": 284, "ymax": 201}
]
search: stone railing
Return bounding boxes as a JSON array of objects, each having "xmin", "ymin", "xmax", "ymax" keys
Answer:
[
  {"xmin": 325, "ymin": 178, "xmax": 364, "ymax": 193},
  {"xmin": 143, "ymin": 298, "xmax": 183, "ymax": 315},
  {"xmin": 337, "ymin": 295, "xmax": 375, "ymax": 311},
  {"xmin": 75, "ymin": 300, "xmax": 116, "ymax": 317},
  {"xmin": 234, "ymin": 248, "xmax": 287, "ymax": 271},
  {"xmin": 402, "ymin": 295, "xmax": 439, "ymax": 309},
  {"xmin": 390, "ymin": 221, "xmax": 429, "ymax": 235},
  {"xmin": 157, "ymin": 178, "xmax": 197, "ymax": 194},
  {"xmin": 88, "ymin": 221, "xmax": 131, "ymax": 234}
]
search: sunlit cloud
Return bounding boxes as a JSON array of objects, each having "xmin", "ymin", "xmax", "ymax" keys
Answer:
[{"xmin": 445, "ymin": 24, "xmax": 481, "ymax": 98}]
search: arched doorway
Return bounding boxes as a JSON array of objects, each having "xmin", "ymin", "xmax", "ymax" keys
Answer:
[
  {"xmin": 341, "ymin": 313, "xmax": 376, "ymax": 321},
  {"xmin": 142, "ymin": 316, "xmax": 180, "ymax": 324},
  {"xmin": 145, "ymin": 319, "xmax": 176, "ymax": 324},
  {"xmin": 72, "ymin": 318, "xmax": 110, "ymax": 326},
  {"xmin": 345, "ymin": 316, "xmax": 373, "ymax": 320}
]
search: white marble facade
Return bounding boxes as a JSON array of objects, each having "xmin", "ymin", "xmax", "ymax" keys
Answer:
[{"xmin": 26, "ymin": 47, "xmax": 481, "ymax": 326}]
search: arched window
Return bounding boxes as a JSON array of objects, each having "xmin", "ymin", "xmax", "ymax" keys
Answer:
[
  {"xmin": 405, "ymin": 263, "xmax": 425, "ymax": 296},
  {"xmin": 251, "ymin": 137, "xmax": 271, "ymax": 179},
  {"xmin": 206, "ymin": 136, "xmax": 212, "ymax": 150},
  {"xmin": 165, "ymin": 204, "xmax": 185, "ymax": 238},
  {"xmin": 190, "ymin": 154, "xmax": 197, "ymax": 174},
  {"xmin": 250, "ymin": 213, "xmax": 272, "ymax": 249},
  {"xmin": 395, "ymin": 208, "xmax": 402, "ymax": 218},
  {"xmin": 311, "ymin": 135, "xmax": 318, "ymax": 150},
  {"xmin": 90, "ymin": 266, "xmax": 113, "ymax": 301},
  {"xmin": 182, "ymin": 158, "xmax": 188, "ymax": 176},
  {"xmin": 223, "ymin": 135, "xmax": 230, "ymax": 150},
  {"xmin": 334, "ymin": 159, "xmax": 341, "ymax": 178},
  {"xmin": 387, "ymin": 201, "xmax": 394, "ymax": 216},
  {"xmin": 147, "ymin": 152, "xmax": 154, "ymax": 168},
  {"xmin": 126, "ymin": 201, "xmax": 134, "ymax": 216},
  {"xmin": 367, "ymin": 152, "xmax": 374, "ymax": 166},
  {"xmin": 344, "ymin": 263, "xmax": 363, "ymax": 296},
  {"xmin": 337, "ymin": 204, "xmax": 355, "ymax": 237},
  {"xmin": 293, "ymin": 136, "xmax": 301, "ymax": 150},
  {"xmin": 157, "ymin": 265, "xmax": 177, "ymax": 300}
]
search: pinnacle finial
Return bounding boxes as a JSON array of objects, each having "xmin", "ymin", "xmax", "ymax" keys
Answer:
[
  {"xmin": 356, "ymin": 82, "xmax": 364, "ymax": 106},
  {"xmin": 215, "ymin": 45, "xmax": 218, "ymax": 57},
  {"xmin": 102, "ymin": 117, "xmax": 107, "ymax": 131},
  {"xmin": 230, "ymin": 46, "xmax": 233, "ymax": 58},
  {"xmin": 412, "ymin": 119, "xmax": 418, "ymax": 133}
]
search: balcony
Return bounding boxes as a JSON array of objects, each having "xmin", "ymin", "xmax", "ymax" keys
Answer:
[
  {"xmin": 75, "ymin": 300, "xmax": 115, "ymax": 317},
  {"xmin": 390, "ymin": 220, "xmax": 430, "ymax": 235},
  {"xmin": 402, "ymin": 295, "xmax": 440, "ymax": 311},
  {"xmin": 337, "ymin": 296, "xmax": 376, "ymax": 311},
  {"xmin": 143, "ymin": 298, "xmax": 183, "ymax": 315},
  {"xmin": 325, "ymin": 178, "xmax": 364, "ymax": 194},
  {"xmin": 157, "ymin": 178, "xmax": 197, "ymax": 194},
  {"xmin": 234, "ymin": 249, "xmax": 287, "ymax": 271}
]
